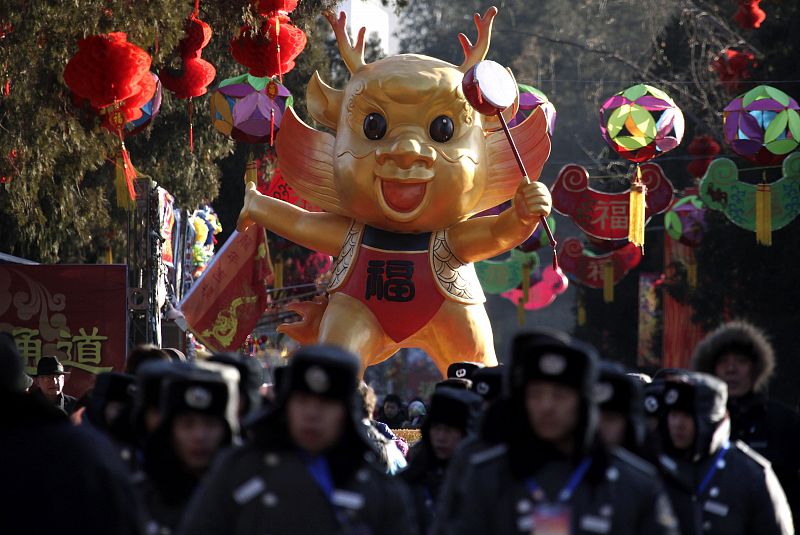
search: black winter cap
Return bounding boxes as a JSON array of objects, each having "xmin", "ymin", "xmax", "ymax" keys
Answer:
[
  {"xmin": 447, "ymin": 361, "xmax": 484, "ymax": 380},
  {"xmin": 282, "ymin": 345, "xmax": 360, "ymax": 402}
]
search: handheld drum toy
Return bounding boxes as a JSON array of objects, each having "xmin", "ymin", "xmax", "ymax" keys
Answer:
[{"xmin": 462, "ymin": 60, "xmax": 559, "ymax": 268}]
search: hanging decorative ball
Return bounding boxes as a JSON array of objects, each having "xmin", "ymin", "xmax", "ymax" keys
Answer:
[
  {"xmin": 734, "ymin": 0, "xmax": 766, "ymax": 30},
  {"xmin": 209, "ymin": 73, "xmax": 293, "ymax": 144},
  {"xmin": 507, "ymin": 83, "xmax": 556, "ymax": 136},
  {"xmin": 686, "ymin": 135, "xmax": 721, "ymax": 179},
  {"xmin": 665, "ymin": 195, "xmax": 706, "ymax": 247},
  {"xmin": 599, "ymin": 84, "xmax": 685, "ymax": 163},
  {"xmin": 723, "ymin": 85, "xmax": 800, "ymax": 165},
  {"xmin": 124, "ymin": 72, "xmax": 162, "ymax": 136}
]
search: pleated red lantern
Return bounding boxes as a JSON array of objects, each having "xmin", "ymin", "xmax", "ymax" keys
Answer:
[
  {"xmin": 734, "ymin": 0, "xmax": 766, "ymax": 30},
  {"xmin": 230, "ymin": 15, "xmax": 307, "ymax": 80},
  {"xmin": 712, "ymin": 48, "xmax": 757, "ymax": 93},
  {"xmin": 159, "ymin": 7, "xmax": 216, "ymax": 151},
  {"xmin": 64, "ymin": 32, "xmax": 154, "ymax": 208},
  {"xmin": 253, "ymin": 0, "xmax": 299, "ymax": 15}
]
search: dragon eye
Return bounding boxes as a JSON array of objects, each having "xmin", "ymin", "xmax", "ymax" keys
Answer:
[
  {"xmin": 363, "ymin": 113, "xmax": 387, "ymax": 140},
  {"xmin": 429, "ymin": 115, "xmax": 454, "ymax": 143}
]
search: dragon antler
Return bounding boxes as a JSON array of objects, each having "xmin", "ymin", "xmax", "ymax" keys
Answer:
[
  {"xmin": 324, "ymin": 11, "xmax": 366, "ymax": 74},
  {"xmin": 458, "ymin": 6, "xmax": 498, "ymax": 73}
]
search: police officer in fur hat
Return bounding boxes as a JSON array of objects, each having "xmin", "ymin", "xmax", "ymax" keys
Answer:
[
  {"xmin": 402, "ymin": 387, "xmax": 482, "ymax": 534},
  {"xmin": 179, "ymin": 345, "xmax": 417, "ymax": 535},
  {"xmin": 657, "ymin": 372, "xmax": 793, "ymax": 535},
  {"xmin": 596, "ymin": 363, "xmax": 647, "ymax": 455},
  {"xmin": 692, "ymin": 320, "xmax": 800, "ymax": 521},
  {"xmin": 135, "ymin": 365, "xmax": 237, "ymax": 535},
  {"xmin": 447, "ymin": 328, "xmax": 679, "ymax": 535}
]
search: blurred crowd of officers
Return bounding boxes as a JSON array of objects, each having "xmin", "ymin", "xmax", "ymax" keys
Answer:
[{"xmin": 1, "ymin": 319, "xmax": 798, "ymax": 535}]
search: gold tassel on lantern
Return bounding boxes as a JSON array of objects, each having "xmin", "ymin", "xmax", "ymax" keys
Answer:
[
  {"xmin": 244, "ymin": 154, "xmax": 258, "ymax": 185},
  {"xmin": 628, "ymin": 165, "xmax": 647, "ymax": 251},
  {"xmin": 521, "ymin": 264, "xmax": 531, "ymax": 302},
  {"xmin": 755, "ymin": 182, "xmax": 772, "ymax": 246},
  {"xmin": 577, "ymin": 295, "xmax": 586, "ymax": 326},
  {"xmin": 517, "ymin": 297, "xmax": 525, "ymax": 326},
  {"xmin": 103, "ymin": 247, "xmax": 113, "ymax": 265},
  {"xmin": 603, "ymin": 262, "xmax": 614, "ymax": 303},
  {"xmin": 687, "ymin": 257, "xmax": 697, "ymax": 288}
]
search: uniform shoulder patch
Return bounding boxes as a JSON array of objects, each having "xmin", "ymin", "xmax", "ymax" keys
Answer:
[
  {"xmin": 469, "ymin": 443, "xmax": 508, "ymax": 466},
  {"xmin": 734, "ymin": 440, "xmax": 772, "ymax": 469},
  {"xmin": 610, "ymin": 446, "xmax": 658, "ymax": 476}
]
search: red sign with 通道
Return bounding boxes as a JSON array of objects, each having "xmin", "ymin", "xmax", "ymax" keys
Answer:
[{"xmin": 0, "ymin": 264, "xmax": 128, "ymax": 398}]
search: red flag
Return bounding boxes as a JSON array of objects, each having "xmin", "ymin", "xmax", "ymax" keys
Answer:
[{"xmin": 179, "ymin": 224, "xmax": 272, "ymax": 352}]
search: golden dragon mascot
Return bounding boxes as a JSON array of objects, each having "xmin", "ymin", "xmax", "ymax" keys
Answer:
[{"xmin": 237, "ymin": 6, "xmax": 552, "ymax": 375}]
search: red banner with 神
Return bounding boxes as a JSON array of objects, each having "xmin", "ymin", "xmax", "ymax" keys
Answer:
[
  {"xmin": 179, "ymin": 224, "xmax": 272, "ymax": 352},
  {"xmin": 0, "ymin": 264, "xmax": 128, "ymax": 398}
]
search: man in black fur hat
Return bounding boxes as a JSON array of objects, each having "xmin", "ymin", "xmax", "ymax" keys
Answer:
[
  {"xmin": 447, "ymin": 328, "xmax": 679, "ymax": 535},
  {"xmin": 692, "ymin": 320, "xmax": 800, "ymax": 521},
  {"xmin": 179, "ymin": 345, "xmax": 417, "ymax": 535},
  {"xmin": 402, "ymin": 387, "xmax": 482, "ymax": 534},
  {"xmin": 656, "ymin": 372, "xmax": 793, "ymax": 535}
]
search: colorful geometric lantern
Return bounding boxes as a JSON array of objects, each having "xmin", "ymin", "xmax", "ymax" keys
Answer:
[
  {"xmin": 209, "ymin": 74, "xmax": 293, "ymax": 144},
  {"xmin": 599, "ymin": 84, "xmax": 685, "ymax": 163},
  {"xmin": 699, "ymin": 154, "xmax": 800, "ymax": 245},
  {"xmin": 723, "ymin": 85, "xmax": 800, "ymax": 165},
  {"xmin": 508, "ymin": 83, "xmax": 556, "ymax": 136},
  {"xmin": 665, "ymin": 195, "xmax": 706, "ymax": 248}
]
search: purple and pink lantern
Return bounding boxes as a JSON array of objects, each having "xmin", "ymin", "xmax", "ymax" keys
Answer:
[
  {"xmin": 723, "ymin": 85, "xmax": 800, "ymax": 166},
  {"xmin": 665, "ymin": 195, "xmax": 706, "ymax": 248},
  {"xmin": 508, "ymin": 83, "xmax": 556, "ymax": 136},
  {"xmin": 209, "ymin": 73, "xmax": 293, "ymax": 144}
]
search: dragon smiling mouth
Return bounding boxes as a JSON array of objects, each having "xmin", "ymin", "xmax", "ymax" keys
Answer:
[{"xmin": 380, "ymin": 180, "xmax": 428, "ymax": 213}]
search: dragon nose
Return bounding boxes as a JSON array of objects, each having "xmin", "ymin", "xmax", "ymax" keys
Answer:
[{"xmin": 376, "ymin": 138, "xmax": 436, "ymax": 168}]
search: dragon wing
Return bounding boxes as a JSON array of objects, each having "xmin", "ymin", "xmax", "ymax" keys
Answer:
[
  {"xmin": 275, "ymin": 107, "xmax": 344, "ymax": 215},
  {"xmin": 475, "ymin": 107, "xmax": 551, "ymax": 214}
]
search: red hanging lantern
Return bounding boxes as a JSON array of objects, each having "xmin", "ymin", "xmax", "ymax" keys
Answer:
[
  {"xmin": 230, "ymin": 15, "xmax": 307, "ymax": 79},
  {"xmin": 159, "ymin": 6, "xmax": 216, "ymax": 151},
  {"xmin": 64, "ymin": 32, "xmax": 154, "ymax": 208},
  {"xmin": 734, "ymin": 0, "xmax": 766, "ymax": 30},
  {"xmin": 712, "ymin": 48, "xmax": 757, "ymax": 93},
  {"xmin": 686, "ymin": 135, "xmax": 721, "ymax": 179},
  {"xmin": 253, "ymin": 0, "xmax": 299, "ymax": 15}
]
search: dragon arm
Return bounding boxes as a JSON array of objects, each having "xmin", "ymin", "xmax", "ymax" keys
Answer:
[{"xmin": 237, "ymin": 183, "xmax": 352, "ymax": 256}]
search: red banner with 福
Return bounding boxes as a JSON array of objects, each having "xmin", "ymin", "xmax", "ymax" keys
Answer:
[{"xmin": 0, "ymin": 264, "xmax": 128, "ymax": 398}]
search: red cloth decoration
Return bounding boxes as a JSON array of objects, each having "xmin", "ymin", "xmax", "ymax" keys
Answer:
[
  {"xmin": 558, "ymin": 238, "xmax": 642, "ymax": 289},
  {"xmin": 64, "ymin": 33, "xmax": 152, "ymax": 110},
  {"xmin": 734, "ymin": 0, "xmax": 766, "ymax": 30},
  {"xmin": 551, "ymin": 163, "xmax": 675, "ymax": 241},
  {"xmin": 686, "ymin": 135, "xmax": 721, "ymax": 179},
  {"xmin": 712, "ymin": 49, "xmax": 757, "ymax": 93},
  {"xmin": 230, "ymin": 15, "xmax": 307, "ymax": 77},
  {"xmin": 253, "ymin": 0, "xmax": 299, "ymax": 15}
]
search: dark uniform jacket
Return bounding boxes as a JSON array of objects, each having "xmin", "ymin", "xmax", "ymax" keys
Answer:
[
  {"xmin": 447, "ymin": 442, "xmax": 679, "ymax": 535},
  {"xmin": 659, "ymin": 440, "xmax": 793, "ymax": 535},
  {"xmin": 178, "ymin": 444, "xmax": 416, "ymax": 535},
  {"xmin": 728, "ymin": 392, "xmax": 800, "ymax": 521},
  {"xmin": 657, "ymin": 374, "xmax": 794, "ymax": 535}
]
